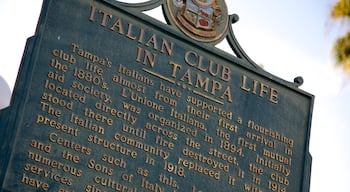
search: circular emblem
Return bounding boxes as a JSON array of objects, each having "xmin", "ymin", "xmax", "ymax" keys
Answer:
[{"xmin": 166, "ymin": 0, "xmax": 229, "ymax": 43}]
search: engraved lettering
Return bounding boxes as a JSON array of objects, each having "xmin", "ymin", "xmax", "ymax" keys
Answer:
[
  {"xmin": 87, "ymin": 159, "xmax": 113, "ymax": 176},
  {"xmin": 21, "ymin": 172, "xmax": 49, "ymax": 191},
  {"xmin": 241, "ymin": 75, "xmax": 279, "ymax": 104},
  {"xmin": 87, "ymin": 134, "xmax": 138, "ymax": 158}
]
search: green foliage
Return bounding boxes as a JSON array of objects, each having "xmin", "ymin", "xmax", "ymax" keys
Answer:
[
  {"xmin": 333, "ymin": 32, "xmax": 350, "ymax": 72},
  {"xmin": 332, "ymin": 0, "xmax": 350, "ymax": 73},
  {"xmin": 332, "ymin": 0, "xmax": 350, "ymax": 19}
]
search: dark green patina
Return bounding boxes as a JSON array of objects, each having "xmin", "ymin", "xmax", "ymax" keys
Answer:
[{"xmin": 0, "ymin": 0, "xmax": 313, "ymax": 191}]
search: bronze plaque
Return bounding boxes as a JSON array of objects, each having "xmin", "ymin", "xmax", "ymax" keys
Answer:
[{"xmin": 0, "ymin": 0, "xmax": 313, "ymax": 191}]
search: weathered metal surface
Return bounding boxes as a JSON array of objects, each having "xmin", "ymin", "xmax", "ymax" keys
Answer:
[{"xmin": 0, "ymin": 0, "xmax": 313, "ymax": 191}]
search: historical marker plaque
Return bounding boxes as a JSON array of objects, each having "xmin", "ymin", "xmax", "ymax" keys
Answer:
[{"xmin": 0, "ymin": 0, "xmax": 314, "ymax": 191}]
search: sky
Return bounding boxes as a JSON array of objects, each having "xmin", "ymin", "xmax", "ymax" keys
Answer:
[{"xmin": 0, "ymin": 0, "xmax": 349, "ymax": 191}]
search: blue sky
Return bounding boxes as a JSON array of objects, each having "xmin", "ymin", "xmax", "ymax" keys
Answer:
[{"xmin": 1, "ymin": 0, "xmax": 349, "ymax": 191}]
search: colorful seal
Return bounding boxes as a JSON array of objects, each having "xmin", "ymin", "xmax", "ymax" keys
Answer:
[{"xmin": 166, "ymin": 0, "xmax": 229, "ymax": 43}]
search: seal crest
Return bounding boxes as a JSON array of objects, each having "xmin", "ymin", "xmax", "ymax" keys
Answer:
[{"xmin": 167, "ymin": 0, "xmax": 229, "ymax": 43}]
